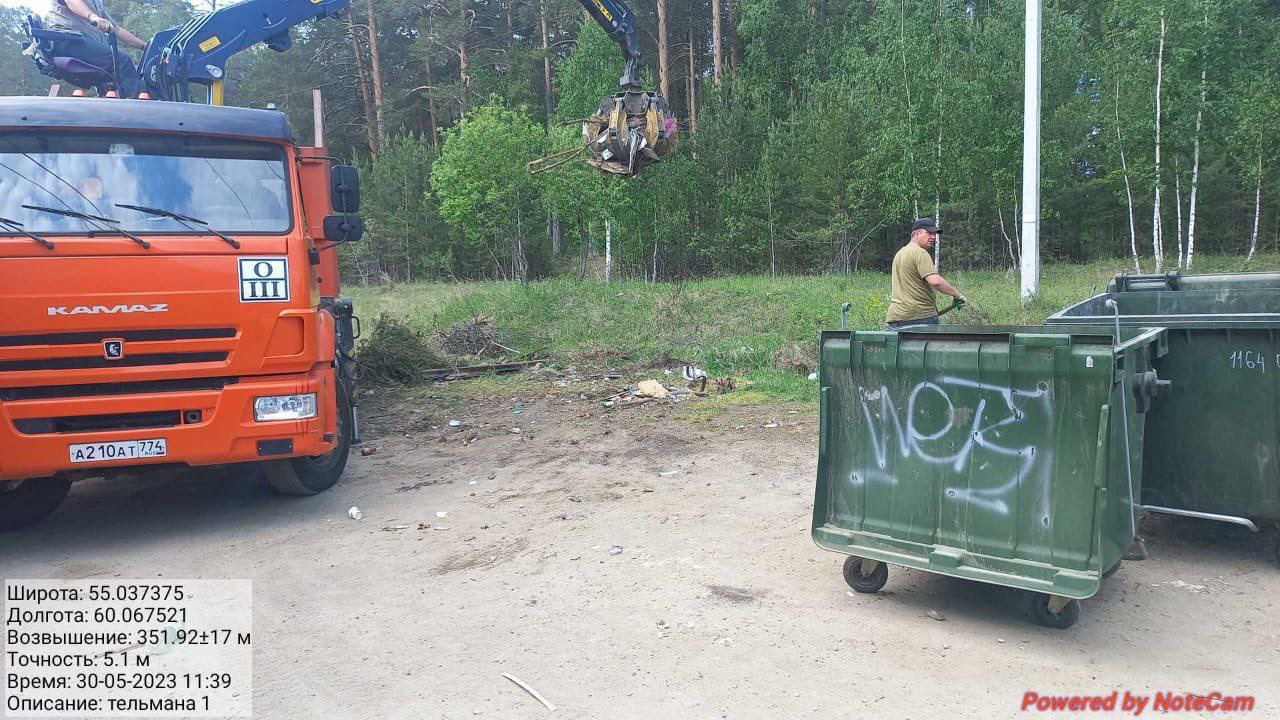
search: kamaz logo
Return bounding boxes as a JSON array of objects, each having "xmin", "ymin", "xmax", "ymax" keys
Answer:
[{"xmin": 47, "ymin": 304, "xmax": 169, "ymax": 317}]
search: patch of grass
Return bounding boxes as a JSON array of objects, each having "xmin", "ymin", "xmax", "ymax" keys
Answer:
[{"xmin": 347, "ymin": 254, "xmax": 1280, "ymax": 400}]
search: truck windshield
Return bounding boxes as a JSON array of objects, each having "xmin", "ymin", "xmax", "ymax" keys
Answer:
[{"xmin": 0, "ymin": 132, "xmax": 290, "ymax": 235}]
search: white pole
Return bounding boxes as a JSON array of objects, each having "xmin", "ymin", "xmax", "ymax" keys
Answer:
[{"xmin": 1020, "ymin": 0, "xmax": 1042, "ymax": 301}]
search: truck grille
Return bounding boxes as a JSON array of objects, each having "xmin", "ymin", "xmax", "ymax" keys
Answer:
[
  {"xmin": 0, "ymin": 377, "xmax": 237, "ymax": 402},
  {"xmin": 0, "ymin": 351, "xmax": 228, "ymax": 372},
  {"xmin": 0, "ymin": 327, "xmax": 236, "ymax": 374},
  {"xmin": 0, "ymin": 328, "xmax": 236, "ymax": 347},
  {"xmin": 15, "ymin": 410, "xmax": 183, "ymax": 435}
]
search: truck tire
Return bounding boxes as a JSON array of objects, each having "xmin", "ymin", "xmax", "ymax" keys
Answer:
[
  {"xmin": 264, "ymin": 379, "xmax": 352, "ymax": 496},
  {"xmin": 0, "ymin": 477, "xmax": 72, "ymax": 531}
]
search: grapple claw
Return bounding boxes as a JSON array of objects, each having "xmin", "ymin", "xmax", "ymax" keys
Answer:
[{"xmin": 583, "ymin": 90, "xmax": 677, "ymax": 178}]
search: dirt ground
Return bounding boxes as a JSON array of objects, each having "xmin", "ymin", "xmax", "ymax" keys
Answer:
[{"xmin": 2, "ymin": 372, "xmax": 1278, "ymax": 719}]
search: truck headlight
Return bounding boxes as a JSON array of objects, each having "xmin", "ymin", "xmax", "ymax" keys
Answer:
[{"xmin": 253, "ymin": 393, "xmax": 318, "ymax": 422}]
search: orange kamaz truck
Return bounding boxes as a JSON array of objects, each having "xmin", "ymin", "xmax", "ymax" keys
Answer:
[{"xmin": 0, "ymin": 96, "xmax": 362, "ymax": 530}]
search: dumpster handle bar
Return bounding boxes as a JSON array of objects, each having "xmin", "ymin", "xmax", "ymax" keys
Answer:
[
  {"xmin": 1105, "ymin": 299, "xmax": 1139, "ymax": 540},
  {"xmin": 1141, "ymin": 505, "xmax": 1260, "ymax": 532}
]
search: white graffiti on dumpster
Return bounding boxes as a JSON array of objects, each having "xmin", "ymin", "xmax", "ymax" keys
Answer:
[{"xmin": 853, "ymin": 376, "xmax": 1054, "ymax": 518}]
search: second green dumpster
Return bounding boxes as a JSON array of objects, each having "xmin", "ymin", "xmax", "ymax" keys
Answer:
[
  {"xmin": 812, "ymin": 325, "xmax": 1168, "ymax": 628},
  {"xmin": 1048, "ymin": 272, "xmax": 1280, "ymax": 535}
]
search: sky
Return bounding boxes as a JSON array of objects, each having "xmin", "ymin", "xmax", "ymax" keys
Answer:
[{"xmin": 2, "ymin": 0, "xmax": 53, "ymax": 12}]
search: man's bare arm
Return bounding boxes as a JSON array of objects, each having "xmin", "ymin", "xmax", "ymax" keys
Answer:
[
  {"xmin": 926, "ymin": 273, "xmax": 966, "ymax": 301},
  {"xmin": 64, "ymin": 0, "xmax": 148, "ymax": 49}
]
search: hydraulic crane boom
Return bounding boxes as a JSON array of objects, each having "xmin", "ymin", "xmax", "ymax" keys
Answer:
[
  {"xmin": 140, "ymin": 0, "xmax": 353, "ymax": 102},
  {"xmin": 578, "ymin": 0, "xmax": 643, "ymax": 89}
]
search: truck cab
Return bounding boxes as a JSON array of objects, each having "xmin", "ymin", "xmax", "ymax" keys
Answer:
[{"xmin": 0, "ymin": 97, "xmax": 360, "ymax": 530}]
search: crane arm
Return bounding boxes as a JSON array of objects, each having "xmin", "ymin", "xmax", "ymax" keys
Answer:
[
  {"xmin": 139, "ymin": 0, "xmax": 353, "ymax": 102},
  {"xmin": 576, "ymin": 0, "xmax": 642, "ymax": 89}
]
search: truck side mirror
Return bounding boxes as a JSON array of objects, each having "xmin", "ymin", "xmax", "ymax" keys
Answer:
[
  {"xmin": 331, "ymin": 165, "xmax": 360, "ymax": 213},
  {"xmin": 324, "ymin": 215, "xmax": 363, "ymax": 243}
]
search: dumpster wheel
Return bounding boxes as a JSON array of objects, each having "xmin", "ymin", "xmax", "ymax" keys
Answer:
[
  {"xmin": 842, "ymin": 556, "xmax": 888, "ymax": 594},
  {"xmin": 1027, "ymin": 593, "xmax": 1081, "ymax": 629}
]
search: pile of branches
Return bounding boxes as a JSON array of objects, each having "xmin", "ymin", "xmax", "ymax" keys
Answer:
[
  {"xmin": 438, "ymin": 315, "xmax": 511, "ymax": 358},
  {"xmin": 359, "ymin": 313, "xmax": 447, "ymax": 385}
]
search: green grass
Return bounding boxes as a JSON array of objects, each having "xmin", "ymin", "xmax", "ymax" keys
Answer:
[{"xmin": 348, "ymin": 253, "xmax": 1280, "ymax": 403}]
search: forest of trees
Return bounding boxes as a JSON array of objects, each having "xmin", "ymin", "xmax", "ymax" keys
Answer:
[{"xmin": 1, "ymin": 0, "xmax": 1278, "ymax": 283}]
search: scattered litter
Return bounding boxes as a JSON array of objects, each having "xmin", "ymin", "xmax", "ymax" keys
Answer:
[
  {"xmin": 381, "ymin": 525, "xmax": 410, "ymax": 532},
  {"xmin": 347, "ymin": 507, "xmax": 363, "ymax": 521},
  {"xmin": 807, "ymin": 372, "xmax": 818, "ymax": 381},
  {"xmin": 681, "ymin": 365, "xmax": 707, "ymax": 382},
  {"xmin": 609, "ymin": 545, "xmax": 625, "ymax": 555},
  {"xmin": 926, "ymin": 609, "xmax": 947, "ymax": 622},
  {"xmin": 763, "ymin": 422, "xmax": 779, "ymax": 429},
  {"xmin": 468, "ymin": 480, "xmax": 479, "ymax": 486},
  {"xmin": 658, "ymin": 469, "xmax": 682, "ymax": 478},
  {"xmin": 602, "ymin": 401, "xmax": 615, "ymax": 408},
  {"xmin": 503, "ymin": 673, "xmax": 555, "ymax": 712},
  {"xmin": 435, "ymin": 511, "xmax": 450, "ymax": 520},
  {"xmin": 997, "ymin": 638, "xmax": 1006, "ymax": 644},
  {"xmin": 448, "ymin": 420, "xmax": 465, "ymax": 428},
  {"xmin": 510, "ymin": 427, "xmax": 523, "ymax": 434},
  {"xmin": 433, "ymin": 525, "xmax": 452, "ymax": 531},
  {"xmin": 635, "ymin": 379, "xmax": 670, "ymax": 398},
  {"xmin": 360, "ymin": 446, "xmax": 378, "ymax": 457},
  {"xmin": 513, "ymin": 408, "xmax": 523, "ymax": 415}
]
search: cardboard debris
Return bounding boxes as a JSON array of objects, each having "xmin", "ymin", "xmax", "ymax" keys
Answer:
[{"xmin": 635, "ymin": 379, "xmax": 670, "ymax": 398}]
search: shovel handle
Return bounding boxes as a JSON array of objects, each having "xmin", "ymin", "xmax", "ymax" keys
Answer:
[{"xmin": 937, "ymin": 298, "xmax": 966, "ymax": 317}]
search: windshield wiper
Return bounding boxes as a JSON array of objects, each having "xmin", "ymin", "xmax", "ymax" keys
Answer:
[
  {"xmin": 21, "ymin": 205, "xmax": 151, "ymax": 249},
  {"xmin": 0, "ymin": 216, "xmax": 54, "ymax": 250},
  {"xmin": 116, "ymin": 204, "xmax": 241, "ymax": 249}
]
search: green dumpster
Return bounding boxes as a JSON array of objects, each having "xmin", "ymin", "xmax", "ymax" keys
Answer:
[
  {"xmin": 1047, "ymin": 275, "xmax": 1280, "ymax": 534},
  {"xmin": 812, "ymin": 325, "xmax": 1168, "ymax": 628}
]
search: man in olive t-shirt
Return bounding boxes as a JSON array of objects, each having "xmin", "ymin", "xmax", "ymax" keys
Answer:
[{"xmin": 885, "ymin": 217, "xmax": 966, "ymax": 328}]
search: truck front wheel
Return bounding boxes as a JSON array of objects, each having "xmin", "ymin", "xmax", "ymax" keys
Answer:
[
  {"xmin": 264, "ymin": 379, "xmax": 353, "ymax": 496},
  {"xmin": 0, "ymin": 477, "xmax": 73, "ymax": 531}
]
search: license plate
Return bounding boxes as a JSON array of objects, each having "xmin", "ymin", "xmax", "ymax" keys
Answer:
[{"xmin": 69, "ymin": 439, "xmax": 168, "ymax": 464}]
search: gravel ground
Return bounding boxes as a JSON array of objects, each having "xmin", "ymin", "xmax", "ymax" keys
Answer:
[{"xmin": 2, "ymin": 379, "xmax": 1277, "ymax": 719}]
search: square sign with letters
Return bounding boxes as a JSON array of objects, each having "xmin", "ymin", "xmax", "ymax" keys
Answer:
[{"xmin": 239, "ymin": 257, "xmax": 290, "ymax": 302}]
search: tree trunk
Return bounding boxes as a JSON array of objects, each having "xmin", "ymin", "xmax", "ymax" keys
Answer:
[
  {"xmin": 550, "ymin": 201, "xmax": 562, "ymax": 256},
  {"xmin": 1116, "ymin": 79, "xmax": 1139, "ymax": 270},
  {"xmin": 459, "ymin": 0, "xmax": 472, "ymax": 110},
  {"xmin": 604, "ymin": 219, "xmax": 613, "ymax": 283},
  {"xmin": 1249, "ymin": 151, "xmax": 1262, "ymax": 261},
  {"xmin": 727, "ymin": 0, "xmax": 740, "ymax": 73},
  {"xmin": 933, "ymin": 124, "xmax": 942, "ymax": 270},
  {"xmin": 1187, "ymin": 67, "xmax": 1205, "ymax": 270},
  {"xmin": 656, "ymin": 0, "xmax": 670, "ymax": 101},
  {"xmin": 540, "ymin": 0, "xmax": 555, "ymax": 122},
  {"xmin": 1174, "ymin": 159, "xmax": 1184, "ymax": 268},
  {"xmin": 348, "ymin": 16, "xmax": 377, "ymax": 156},
  {"xmin": 998, "ymin": 202, "xmax": 1019, "ymax": 269},
  {"xmin": 579, "ymin": 212, "xmax": 589, "ymax": 279},
  {"xmin": 687, "ymin": 25, "xmax": 697, "ymax": 135},
  {"xmin": 513, "ymin": 206, "xmax": 528, "ymax": 283},
  {"xmin": 365, "ymin": 0, "xmax": 386, "ymax": 146},
  {"xmin": 767, "ymin": 188, "xmax": 776, "ymax": 278},
  {"xmin": 1151, "ymin": 9, "xmax": 1166, "ymax": 271},
  {"xmin": 711, "ymin": 0, "xmax": 723, "ymax": 85},
  {"xmin": 425, "ymin": 52, "xmax": 439, "ymax": 148}
]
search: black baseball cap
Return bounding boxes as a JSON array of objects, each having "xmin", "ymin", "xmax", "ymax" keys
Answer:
[{"xmin": 911, "ymin": 217, "xmax": 943, "ymax": 234}]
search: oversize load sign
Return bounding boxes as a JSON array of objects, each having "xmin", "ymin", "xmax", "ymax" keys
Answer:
[{"xmin": 238, "ymin": 258, "xmax": 289, "ymax": 303}]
